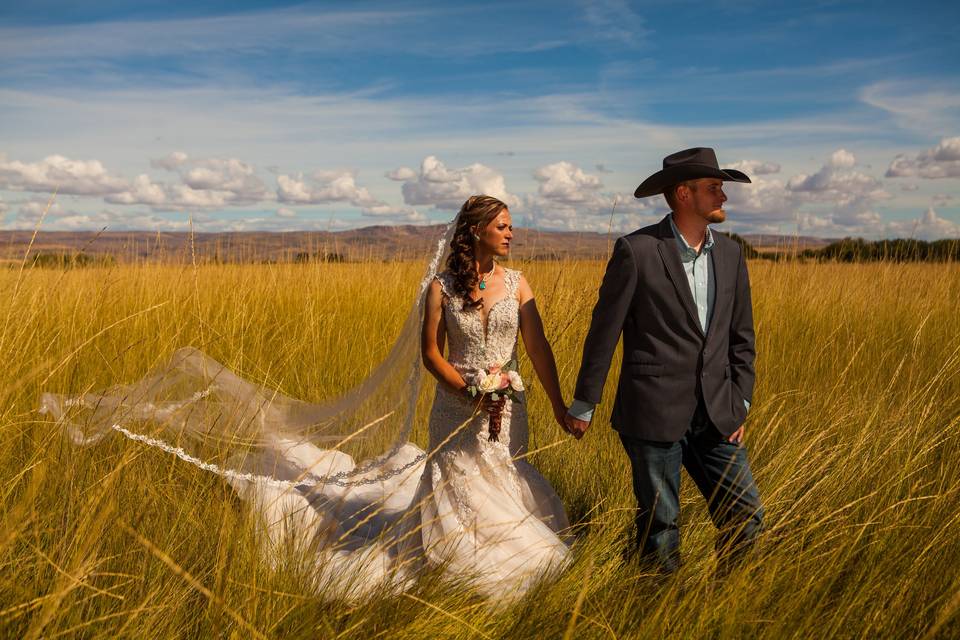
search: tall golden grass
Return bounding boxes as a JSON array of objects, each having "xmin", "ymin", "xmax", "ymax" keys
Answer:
[{"xmin": 1, "ymin": 256, "xmax": 958, "ymax": 638}]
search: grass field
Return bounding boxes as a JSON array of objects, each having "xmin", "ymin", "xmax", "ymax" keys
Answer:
[{"xmin": 1, "ymin": 256, "xmax": 959, "ymax": 638}]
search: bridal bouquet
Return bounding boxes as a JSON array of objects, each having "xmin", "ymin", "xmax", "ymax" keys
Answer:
[{"xmin": 464, "ymin": 360, "xmax": 524, "ymax": 441}]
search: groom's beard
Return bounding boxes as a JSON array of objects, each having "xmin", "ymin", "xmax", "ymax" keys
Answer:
[{"xmin": 705, "ymin": 208, "xmax": 726, "ymax": 223}]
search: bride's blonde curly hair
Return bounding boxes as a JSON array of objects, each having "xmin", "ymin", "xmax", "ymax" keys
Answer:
[{"xmin": 447, "ymin": 195, "xmax": 508, "ymax": 310}]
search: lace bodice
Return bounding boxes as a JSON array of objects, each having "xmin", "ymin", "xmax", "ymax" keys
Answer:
[
  {"xmin": 435, "ymin": 268, "xmax": 522, "ymax": 373},
  {"xmin": 429, "ymin": 267, "xmax": 527, "ymax": 455}
]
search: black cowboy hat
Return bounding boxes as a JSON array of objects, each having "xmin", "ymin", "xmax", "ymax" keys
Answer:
[{"xmin": 634, "ymin": 147, "xmax": 751, "ymax": 198}]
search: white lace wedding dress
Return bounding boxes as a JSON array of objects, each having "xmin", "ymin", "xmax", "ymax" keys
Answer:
[{"xmin": 228, "ymin": 267, "xmax": 571, "ymax": 600}]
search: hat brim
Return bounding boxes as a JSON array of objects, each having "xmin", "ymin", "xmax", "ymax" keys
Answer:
[{"xmin": 633, "ymin": 164, "xmax": 751, "ymax": 198}]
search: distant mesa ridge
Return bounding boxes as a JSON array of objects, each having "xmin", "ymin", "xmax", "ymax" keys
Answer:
[
  {"xmin": 1, "ymin": 225, "xmax": 954, "ymax": 264},
  {"xmin": 0, "ymin": 225, "xmax": 623, "ymax": 263}
]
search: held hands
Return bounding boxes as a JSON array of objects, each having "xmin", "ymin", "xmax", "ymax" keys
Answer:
[{"xmin": 562, "ymin": 413, "xmax": 590, "ymax": 440}]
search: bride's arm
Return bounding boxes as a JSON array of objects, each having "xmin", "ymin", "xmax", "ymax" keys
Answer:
[
  {"xmin": 517, "ymin": 275, "xmax": 568, "ymax": 425},
  {"xmin": 421, "ymin": 279, "xmax": 468, "ymax": 393}
]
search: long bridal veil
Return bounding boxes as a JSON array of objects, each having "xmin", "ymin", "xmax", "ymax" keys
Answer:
[{"xmin": 39, "ymin": 218, "xmax": 458, "ymax": 489}]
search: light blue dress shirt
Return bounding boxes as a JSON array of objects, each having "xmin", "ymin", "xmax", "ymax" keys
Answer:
[
  {"xmin": 670, "ymin": 215, "xmax": 716, "ymax": 333},
  {"xmin": 569, "ymin": 216, "xmax": 749, "ymax": 423}
]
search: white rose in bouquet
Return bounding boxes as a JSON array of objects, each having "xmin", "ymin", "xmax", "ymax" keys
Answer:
[
  {"xmin": 478, "ymin": 373, "xmax": 502, "ymax": 394},
  {"xmin": 507, "ymin": 370, "xmax": 524, "ymax": 392}
]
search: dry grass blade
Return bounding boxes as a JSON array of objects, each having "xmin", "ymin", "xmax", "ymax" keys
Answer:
[
  {"xmin": 0, "ymin": 187, "xmax": 57, "ymax": 358},
  {"xmin": 562, "ymin": 556, "xmax": 594, "ymax": 640},
  {"xmin": 38, "ymin": 301, "xmax": 170, "ymax": 388},
  {"xmin": 120, "ymin": 522, "xmax": 268, "ymax": 640},
  {"xmin": 401, "ymin": 593, "xmax": 492, "ymax": 639}
]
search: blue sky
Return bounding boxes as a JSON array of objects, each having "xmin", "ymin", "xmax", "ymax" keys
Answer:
[{"xmin": 1, "ymin": 0, "xmax": 958, "ymax": 238}]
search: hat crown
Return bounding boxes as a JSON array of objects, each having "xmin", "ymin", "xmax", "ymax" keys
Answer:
[{"xmin": 663, "ymin": 147, "xmax": 719, "ymax": 170}]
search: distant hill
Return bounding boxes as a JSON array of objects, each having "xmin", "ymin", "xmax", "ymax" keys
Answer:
[
  {"xmin": 0, "ymin": 226, "xmax": 619, "ymax": 264},
  {"xmin": 2, "ymin": 226, "xmax": 952, "ymax": 266}
]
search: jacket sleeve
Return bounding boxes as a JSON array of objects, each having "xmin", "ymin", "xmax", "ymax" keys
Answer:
[
  {"xmin": 728, "ymin": 245, "xmax": 756, "ymax": 406},
  {"xmin": 573, "ymin": 236, "xmax": 638, "ymax": 405}
]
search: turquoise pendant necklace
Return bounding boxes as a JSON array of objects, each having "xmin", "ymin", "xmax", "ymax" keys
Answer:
[{"xmin": 478, "ymin": 261, "xmax": 496, "ymax": 290}]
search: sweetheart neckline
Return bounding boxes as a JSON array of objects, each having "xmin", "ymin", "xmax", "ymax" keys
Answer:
[{"xmin": 478, "ymin": 294, "xmax": 518, "ymax": 343}]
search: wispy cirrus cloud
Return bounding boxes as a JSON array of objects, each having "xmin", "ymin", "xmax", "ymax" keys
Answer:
[
  {"xmin": 578, "ymin": 0, "xmax": 650, "ymax": 48},
  {"xmin": 861, "ymin": 81, "xmax": 960, "ymax": 135},
  {"xmin": 0, "ymin": 7, "xmax": 424, "ymax": 63},
  {"xmin": 0, "ymin": 4, "xmax": 573, "ymax": 84}
]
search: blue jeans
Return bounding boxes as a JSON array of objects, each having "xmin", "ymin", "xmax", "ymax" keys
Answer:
[{"xmin": 618, "ymin": 402, "xmax": 764, "ymax": 574}]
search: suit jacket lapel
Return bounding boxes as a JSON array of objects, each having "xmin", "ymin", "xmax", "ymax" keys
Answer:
[{"xmin": 655, "ymin": 216, "xmax": 704, "ymax": 337}]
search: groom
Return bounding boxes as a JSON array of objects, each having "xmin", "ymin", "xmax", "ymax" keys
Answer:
[{"xmin": 565, "ymin": 147, "xmax": 764, "ymax": 574}]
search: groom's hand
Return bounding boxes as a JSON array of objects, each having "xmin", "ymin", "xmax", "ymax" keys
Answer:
[
  {"xmin": 563, "ymin": 414, "xmax": 590, "ymax": 440},
  {"xmin": 727, "ymin": 425, "xmax": 744, "ymax": 445}
]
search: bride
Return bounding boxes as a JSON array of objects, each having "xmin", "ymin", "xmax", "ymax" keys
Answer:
[
  {"xmin": 41, "ymin": 195, "xmax": 573, "ymax": 601},
  {"xmin": 413, "ymin": 195, "xmax": 572, "ymax": 594}
]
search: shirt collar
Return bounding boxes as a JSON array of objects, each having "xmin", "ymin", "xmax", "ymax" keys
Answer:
[{"xmin": 669, "ymin": 214, "xmax": 714, "ymax": 260}]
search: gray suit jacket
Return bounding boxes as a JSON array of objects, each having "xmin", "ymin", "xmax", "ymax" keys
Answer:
[{"xmin": 573, "ymin": 214, "xmax": 756, "ymax": 441}]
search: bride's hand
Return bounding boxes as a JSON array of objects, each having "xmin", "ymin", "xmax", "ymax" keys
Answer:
[{"xmin": 552, "ymin": 402, "xmax": 569, "ymax": 433}]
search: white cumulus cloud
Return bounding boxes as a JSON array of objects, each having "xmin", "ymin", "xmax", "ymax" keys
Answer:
[
  {"xmin": 785, "ymin": 149, "xmax": 889, "ymax": 228},
  {"xmin": 385, "ymin": 166, "xmax": 417, "ymax": 181},
  {"xmin": 14, "ymin": 209, "xmax": 194, "ymax": 232},
  {"xmin": 788, "ymin": 149, "xmax": 876, "ymax": 193},
  {"xmin": 184, "ymin": 158, "xmax": 267, "ymax": 202},
  {"xmin": 884, "ymin": 207, "xmax": 960, "ymax": 240},
  {"xmin": 885, "ymin": 137, "xmax": 960, "ymax": 179},
  {"xmin": 103, "ymin": 154, "xmax": 269, "ymax": 208},
  {"xmin": 533, "ymin": 161, "xmax": 603, "ymax": 204},
  {"xmin": 0, "ymin": 154, "xmax": 128, "ymax": 196},
  {"xmin": 723, "ymin": 174, "xmax": 794, "ymax": 224},
  {"xmin": 105, "ymin": 174, "xmax": 167, "ymax": 205},
  {"xmin": 523, "ymin": 161, "xmax": 655, "ymax": 231},
  {"xmin": 393, "ymin": 156, "xmax": 519, "ymax": 210},
  {"xmin": 151, "ymin": 151, "xmax": 189, "ymax": 171},
  {"xmin": 16, "ymin": 198, "xmax": 67, "ymax": 221},
  {"xmin": 276, "ymin": 170, "xmax": 378, "ymax": 207},
  {"xmin": 726, "ymin": 160, "xmax": 782, "ymax": 176}
]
